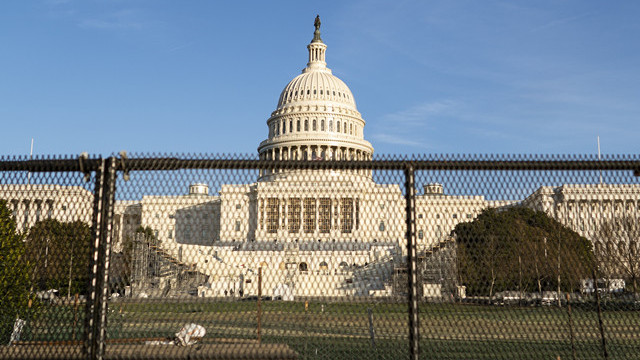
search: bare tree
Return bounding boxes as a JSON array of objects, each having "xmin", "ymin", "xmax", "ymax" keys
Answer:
[{"xmin": 595, "ymin": 216, "xmax": 640, "ymax": 293}]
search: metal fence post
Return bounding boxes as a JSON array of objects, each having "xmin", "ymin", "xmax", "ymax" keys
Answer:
[
  {"xmin": 404, "ymin": 163, "xmax": 420, "ymax": 360},
  {"xmin": 84, "ymin": 157, "xmax": 117, "ymax": 360}
]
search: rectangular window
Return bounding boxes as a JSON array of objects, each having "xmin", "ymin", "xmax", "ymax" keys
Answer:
[
  {"xmin": 288, "ymin": 198, "xmax": 301, "ymax": 233},
  {"xmin": 319, "ymin": 198, "xmax": 331, "ymax": 233},
  {"xmin": 35, "ymin": 202, "xmax": 41, "ymax": 223},
  {"xmin": 341, "ymin": 198, "xmax": 353, "ymax": 233},
  {"xmin": 23, "ymin": 201, "xmax": 29, "ymax": 230},
  {"xmin": 355, "ymin": 199, "xmax": 360, "ymax": 230},
  {"xmin": 281, "ymin": 201, "xmax": 287, "ymax": 229},
  {"xmin": 11, "ymin": 201, "xmax": 18, "ymax": 220},
  {"xmin": 267, "ymin": 198, "xmax": 279, "ymax": 233},
  {"xmin": 235, "ymin": 220, "xmax": 241, "ymax": 231},
  {"xmin": 303, "ymin": 198, "xmax": 316, "ymax": 233},
  {"xmin": 258, "ymin": 199, "xmax": 263, "ymax": 230}
]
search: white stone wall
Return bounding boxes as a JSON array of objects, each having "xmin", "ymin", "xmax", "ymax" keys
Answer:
[
  {"xmin": 5, "ymin": 181, "xmax": 639, "ymax": 298},
  {"xmin": 0, "ymin": 184, "xmax": 93, "ymax": 232},
  {"xmin": 523, "ymin": 184, "xmax": 640, "ymax": 242}
]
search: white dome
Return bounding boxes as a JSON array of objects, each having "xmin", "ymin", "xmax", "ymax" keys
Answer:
[
  {"xmin": 277, "ymin": 70, "xmax": 357, "ymax": 110},
  {"xmin": 257, "ymin": 16, "xmax": 373, "ymax": 179}
]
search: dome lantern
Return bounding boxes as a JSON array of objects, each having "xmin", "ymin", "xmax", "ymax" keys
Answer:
[{"xmin": 305, "ymin": 15, "xmax": 328, "ymax": 73}]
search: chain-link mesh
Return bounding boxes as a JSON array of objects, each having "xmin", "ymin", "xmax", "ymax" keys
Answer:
[
  {"xmin": 0, "ymin": 156, "xmax": 98, "ymax": 359},
  {"xmin": 414, "ymin": 159, "xmax": 640, "ymax": 360},
  {"xmin": 1, "ymin": 154, "xmax": 639, "ymax": 359}
]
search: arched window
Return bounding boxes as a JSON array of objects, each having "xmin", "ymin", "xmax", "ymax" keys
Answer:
[
  {"xmin": 297, "ymin": 120, "xmax": 301, "ymax": 132},
  {"xmin": 349, "ymin": 123, "xmax": 353, "ymax": 134},
  {"xmin": 304, "ymin": 119, "xmax": 309, "ymax": 131},
  {"xmin": 343, "ymin": 122, "xmax": 347, "ymax": 133},
  {"xmin": 313, "ymin": 119, "xmax": 317, "ymax": 131},
  {"xmin": 319, "ymin": 261, "xmax": 328, "ymax": 271},
  {"xmin": 329, "ymin": 120, "xmax": 333, "ymax": 131},
  {"xmin": 337, "ymin": 121, "xmax": 340, "ymax": 133},
  {"xmin": 299, "ymin": 262, "xmax": 308, "ymax": 272},
  {"xmin": 339, "ymin": 261, "xmax": 348, "ymax": 271},
  {"xmin": 321, "ymin": 120, "xmax": 325, "ymax": 131},
  {"xmin": 289, "ymin": 120, "xmax": 293, "ymax": 133}
]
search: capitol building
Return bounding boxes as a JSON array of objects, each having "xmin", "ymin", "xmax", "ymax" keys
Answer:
[{"xmin": 2, "ymin": 17, "xmax": 639, "ymax": 299}]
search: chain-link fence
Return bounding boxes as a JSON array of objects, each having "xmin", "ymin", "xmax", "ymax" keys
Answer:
[{"xmin": 1, "ymin": 154, "xmax": 639, "ymax": 359}]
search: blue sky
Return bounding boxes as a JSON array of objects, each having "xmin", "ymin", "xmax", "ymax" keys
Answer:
[{"xmin": 1, "ymin": 0, "xmax": 639, "ymax": 158}]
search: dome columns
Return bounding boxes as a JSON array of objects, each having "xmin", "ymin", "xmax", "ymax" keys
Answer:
[{"xmin": 260, "ymin": 145, "xmax": 370, "ymax": 162}]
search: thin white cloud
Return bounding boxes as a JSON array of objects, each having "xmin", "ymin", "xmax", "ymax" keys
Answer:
[
  {"xmin": 168, "ymin": 41, "xmax": 195, "ymax": 53},
  {"xmin": 45, "ymin": 0, "xmax": 72, "ymax": 5},
  {"xmin": 78, "ymin": 9, "xmax": 146, "ymax": 30},
  {"xmin": 382, "ymin": 100, "xmax": 457, "ymax": 125},
  {"xmin": 530, "ymin": 11, "xmax": 593, "ymax": 33},
  {"xmin": 370, "ymin": 133, "xmax": 430, "ymax": 149},
  {"xmin": 368, "ymin": 100, "xmax": 460, "ymax": 150}
]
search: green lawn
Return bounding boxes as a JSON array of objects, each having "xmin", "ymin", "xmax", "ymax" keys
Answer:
[{"xmin": 13, "ymin": 300, "xmax": 640, "ymax": 359}]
